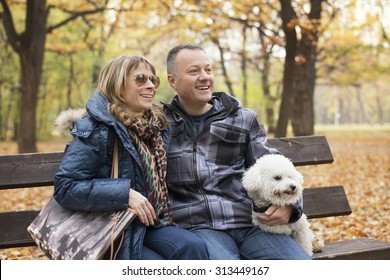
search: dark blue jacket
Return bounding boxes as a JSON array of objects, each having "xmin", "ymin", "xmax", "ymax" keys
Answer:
[{"xmin": 54, "ymin": 92, "xmax": 169, "ymax": 259}]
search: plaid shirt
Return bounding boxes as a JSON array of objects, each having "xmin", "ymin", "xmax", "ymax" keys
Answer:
[{"xmin": 163, "ymin": 92, "xmax": 279, "ymax": 230}]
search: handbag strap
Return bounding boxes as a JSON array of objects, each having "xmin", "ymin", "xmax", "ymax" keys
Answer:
[
  {"xmin": 110, "ymin": 137, "xmax": 121, "ymax": 260},
  {"xmin": 111, "ymin": 138, "xmax": 119, "ymax": 179},
  {"xmin": 109, "ymin": 137, "xmax": 135, "ymax": 260}
]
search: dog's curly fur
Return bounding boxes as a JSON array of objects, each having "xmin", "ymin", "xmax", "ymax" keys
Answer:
[{"xmin": 242, "ymin": 154, "xmax": 323, "ymax": 256}]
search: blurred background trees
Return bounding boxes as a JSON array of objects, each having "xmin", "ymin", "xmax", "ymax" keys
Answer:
[{"xmin": 1, "ymin": 0, "xmax": 389, "ymax": 152}]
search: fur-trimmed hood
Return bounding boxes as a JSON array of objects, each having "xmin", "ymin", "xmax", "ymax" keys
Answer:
[{"xmin": 53, "ymin": 108, "xmax": 88, "ymax": 135}]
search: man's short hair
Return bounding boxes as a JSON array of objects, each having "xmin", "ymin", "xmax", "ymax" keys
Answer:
[{"xmin": 166, "ymin": 43, "xmax": 206, "ymax": 74}]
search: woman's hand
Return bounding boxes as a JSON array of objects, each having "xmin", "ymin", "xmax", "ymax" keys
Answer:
[
  {"xmin": 256, "ymin": 205, "xmax": 292, "ymax": 226},
  {"xmin": 128, "ymin": 190, "xmax": 156, "ymax": 226}
]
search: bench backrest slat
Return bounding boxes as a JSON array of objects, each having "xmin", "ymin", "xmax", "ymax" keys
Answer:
[
  {"xmin": 0, "ymin": 152, "xmax": 63, "ymax": 190},
  {"xmin": 0, "ymin": 136, "xmax": 333, "ymax": 190},
  {"xmin": 268, "ymin": 135, "xmax": 334, "ymax": 166}
]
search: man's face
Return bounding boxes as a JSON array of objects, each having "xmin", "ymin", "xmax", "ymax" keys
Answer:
[{"xmin": 168, "ymin": 49, "xmax": 214, "ymax": 113}]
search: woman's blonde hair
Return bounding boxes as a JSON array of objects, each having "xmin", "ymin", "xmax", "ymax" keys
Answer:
[{"xmin": 97, "ymin": 55, "xmax": 167, "ymax": 128}]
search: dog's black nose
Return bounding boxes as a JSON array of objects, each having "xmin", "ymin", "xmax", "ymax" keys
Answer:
[{"xmin": 290, "ymin": 185, "xmax": 296, "ymax": 191}]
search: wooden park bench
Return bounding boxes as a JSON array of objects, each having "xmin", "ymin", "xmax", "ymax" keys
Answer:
[{"xmin": 1, "ymin": 135, "xmax": 389, "ymax": 260}]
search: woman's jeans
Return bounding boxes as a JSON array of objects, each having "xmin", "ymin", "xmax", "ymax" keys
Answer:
[
  {"xmin": 191, "ymin": 227, "xmax": 311, "ymax": 260},
  {"xmin": 141, "ymin": 226, "xmax": 209, "ymax": 260}
]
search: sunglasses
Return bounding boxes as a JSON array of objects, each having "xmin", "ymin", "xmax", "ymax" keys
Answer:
[{"xmin": 132, "ymin": 73, "xmax": 160, "ymax": 88}]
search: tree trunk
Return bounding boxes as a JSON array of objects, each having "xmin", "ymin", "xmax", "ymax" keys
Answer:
[
  {"xmin": 1, "ymin": 0, "xmax": 48, "ymax": 152},
  {"xmin": 66, "ymin": 54, "xmax": 75, "ymax": 108},
  {"xmin": 256, "ymin": 25, "xmax": 276, "ymax": 134},
  {"xmin": 241, "ymin": 24, "xmax": 248, "ymax": 107},
  {"xmin": 1, "ymin": 0, "xmax": 105, "ymax": 152},
  {"xmin": 262, "ymin": 55, "xmax": 276, "ymax": 134},
  {"xmin": 0, "ymin": 86, "xmax": 3, "ymax": 140},
  {"xmin": 374, "ymin": 83, "xmax": 384, "ymax": 124},
  {"xmin": 291, "ymin": 0, "xmax": 322, "ymax": 136},
  {"xmin": 16, "ymin": 0, "xmax": 48, "ymax": 152},
  {"xmin": 18, "ymin": 54, "xmax": 39, "ymax": 152},
  {"xmin": 354, "ymin": 83, "xmax": 372, "ymax": 124},
  {"xmin": 209, "ymin": 36, "xmax": 235, "ymax": 97},
  {"xmin": 275, "ymin": 0, "xmax": 297, "ymax": 137}
]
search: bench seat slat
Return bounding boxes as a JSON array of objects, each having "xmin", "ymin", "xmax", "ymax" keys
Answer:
[
  {"xmin": 0, "ymin": 211, "xmax": 39, "ymax": 248},
  {"xmin": 313, "ymin": 238, "xmax": 390, "ymax": 260},
  {"xmin": 0, "ymin": 186, "xmax": 350, "ymax": 249},
  {"xmin": 303, "ymin": 186, "xmax": 352, "ymax": 219}
]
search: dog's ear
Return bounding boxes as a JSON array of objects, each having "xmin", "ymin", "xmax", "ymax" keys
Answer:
[{"xmin": 242, "ymin": 166, "xmax": 261, "ymax": 192}]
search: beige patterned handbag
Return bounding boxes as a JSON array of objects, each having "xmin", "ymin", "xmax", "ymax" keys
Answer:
[{"xmin": 27, "ymin": 139, "xmax": 135, "ymax": 260}]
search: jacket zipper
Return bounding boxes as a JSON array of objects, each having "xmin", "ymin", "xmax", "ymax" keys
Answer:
[{"xmin": 194, "ymin": 111, "xmax": 233, "ymax": 227}]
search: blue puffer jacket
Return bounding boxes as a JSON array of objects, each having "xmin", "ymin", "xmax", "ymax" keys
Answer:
[{"xmin": 54, "ymin": 92, "xmax": 169, "ymax": 259}]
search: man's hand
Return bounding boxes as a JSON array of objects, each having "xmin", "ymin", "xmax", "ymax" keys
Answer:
[{"xmin": 257, "ymin": 205, "xmax": 293, "ymax": 226}]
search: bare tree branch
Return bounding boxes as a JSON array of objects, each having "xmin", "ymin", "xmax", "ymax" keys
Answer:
[
  {"xmin": 46, "ymin": 7, "xmax": 106, "ymax": 34},
  {"xmin": 0, "ymin": 0, "xmax": 21, "ymax": 52}
]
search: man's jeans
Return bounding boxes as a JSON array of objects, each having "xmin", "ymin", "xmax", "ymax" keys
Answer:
[
  {"xmin": 191, "ymin": 227, "xmax": 311, "ymax": 260},
  {"xmin": 141, "ymin": 226, "xmax": 210, "ymax": 260}
]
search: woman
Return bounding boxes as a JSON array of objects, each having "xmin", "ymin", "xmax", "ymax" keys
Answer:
[{"xmin": 54, "ymin": 55, "xmax": 209, "ymax": 260}]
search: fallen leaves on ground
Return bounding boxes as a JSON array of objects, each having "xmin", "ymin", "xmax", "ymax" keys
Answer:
[
  {"xmin": 300, "ymin": 131, "xmax": 390, "ymax": 244},
  {"xmin": 0, "ymin": 130, "xmax": 389, "ymax": 259}
]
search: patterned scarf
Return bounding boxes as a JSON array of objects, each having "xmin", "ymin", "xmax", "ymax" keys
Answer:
[{"xmin": 128, "ymin": 110, "xmax": 173, "ymax": 227}]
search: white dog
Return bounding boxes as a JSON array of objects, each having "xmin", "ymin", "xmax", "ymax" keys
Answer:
[{"xmin": 242, "ymin": 154, "xmax": 323, "ymax": 256}]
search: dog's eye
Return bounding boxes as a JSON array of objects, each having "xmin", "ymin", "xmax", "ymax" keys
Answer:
[{"xmin": 274, "ymin": 175, "xmax": 282, "ymax": 180}]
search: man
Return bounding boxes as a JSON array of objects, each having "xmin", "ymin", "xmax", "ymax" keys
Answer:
[{"xmin": 162, "ymin": 43, "xmax": 310, "ymax": 260}]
